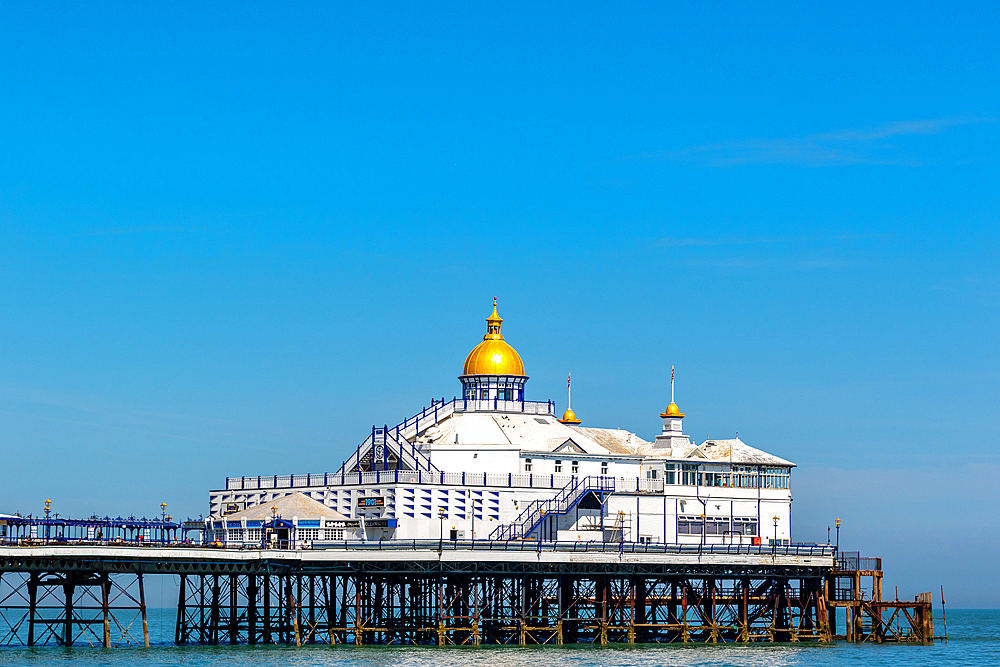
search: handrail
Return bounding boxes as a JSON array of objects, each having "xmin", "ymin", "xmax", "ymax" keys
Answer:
[
  {"xmin": 0, "ymin": 539, "xmax": 838, "ymax": 557},
  {"xmin": 228, "ymin": 398, "xmax": 562, "ymax": 489},
  {"xmin": 489, "ymin": 476, "xmax": 615, "ymax": 540}
]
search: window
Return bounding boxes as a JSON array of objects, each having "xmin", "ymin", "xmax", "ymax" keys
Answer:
[
  {"xmin": 571, "ymin": 460, "xmax": 579, "ymax": 474},
  {"xmin": 524, "ymin": 458, "xmax": 533, "ymax": 472},
  {"xmin": 681, "ymin": 464, "xmax": 698, "ymax": 485},
  {"xmin": 664, "ymin": 464, "xmax": 676, "ymax": 484},
  {"xmin": 646, "ymin": 468, "xmax": 658, "ymax": 479},
  {"xmin": 228, "ymin": 529, "xmax": 244, "ymax": 542},
  {"xmin": 733, "ymin": 518, "xmax": 758, "ymax": 537},
  {"xmin": 247, "ymin": 528, "xmax": 262, "ymax": 542},
  {"xmin": 554, "ymin": 460, "xmax": 562, "ymax": 473},
  {"xmin": 638, "ymin": 535, "xmax": 655, "ymax": 544},
  {"xmin": 324, "ymin": 528, "xmax": 345, "ymax": 540},
  {"xmin": 298, "ymin": 528, "xmax": 319, "ymax": 541},
  {"xmin": 601, "ymin": 461, "xmax": 609, "ymax": 475},
  {"xmin": 498, "ymin": 389, "xmax": 507, "ymax": 400},
  {"xmin": 677, "ymin": 516, "xmax": 701, "ymax": 535}
]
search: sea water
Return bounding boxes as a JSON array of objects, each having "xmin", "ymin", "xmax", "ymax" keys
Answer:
[{"xmin": 0, "ymin": 609, "xmax": 995, "ymax": 666}]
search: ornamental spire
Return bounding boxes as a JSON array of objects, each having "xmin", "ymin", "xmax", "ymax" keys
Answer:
[{"xmin": 484, "ymin": 297, "xmax": 504, "ymax": 340}]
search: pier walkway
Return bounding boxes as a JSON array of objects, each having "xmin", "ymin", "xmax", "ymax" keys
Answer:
[{"xmin": 0, "ymin": 543, "xmax": 932, "ymax": 647}]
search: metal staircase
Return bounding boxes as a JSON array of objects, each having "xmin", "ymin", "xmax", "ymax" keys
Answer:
[
  {"xmin": 339, "ymin": 425, "xmax": 440, "ymax": 475},
  {"xmin": 490, "ymin": 475, "xmax": 615, "ymax": 540}
]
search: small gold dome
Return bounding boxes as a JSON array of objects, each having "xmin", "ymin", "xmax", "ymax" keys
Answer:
[
  {"xmin": 660, "ymin": 402, "xmax": 685, "ymax": 418},
  {"xmin": 559, "ymin": 408, "xmax": 581, "ymax": 424},
  {"xmin": 462, "ymin": 299, "xmax": 526, "ymax": 376}
]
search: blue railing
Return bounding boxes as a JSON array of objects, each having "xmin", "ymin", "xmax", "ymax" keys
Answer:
[
  {"xmin": 227, "ymin": 397, "xmax": 560, "ymax": 490},
  {"xmin": 308, "ymin": 539, "xmax": 837, "ymax": 557},
  {"xmin": 490, "ymin": 476, "xmax": 615, "ymax": 540}
]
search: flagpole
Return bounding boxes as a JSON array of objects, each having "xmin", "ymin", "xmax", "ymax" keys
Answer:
[{"xmin": 671, "ymin": 365, "xmax": 675, "ymax": 403}]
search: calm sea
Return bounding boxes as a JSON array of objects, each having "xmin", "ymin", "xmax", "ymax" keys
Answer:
[{"xmin": 0, "ymin": 610, "xmax": 995, "ymax": 666}]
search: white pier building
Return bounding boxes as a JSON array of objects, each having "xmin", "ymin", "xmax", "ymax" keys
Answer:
[{"xmin": 208, "ymin": 301, "xmax": 794, "ymax": 547}]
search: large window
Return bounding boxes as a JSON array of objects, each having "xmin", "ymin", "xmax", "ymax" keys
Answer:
[
  {"xmin": 554, "ymin": 460, "xmax": 562, "ymax": 473},
  {"xmin": 681, "ymin": 464, "xmax": 698, "ymax": 485},
  {"xmin": 733, "ymin": 518, "xmax": 758, "ymax": 536}
]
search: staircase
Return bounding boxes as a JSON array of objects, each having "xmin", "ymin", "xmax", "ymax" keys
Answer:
[
  {"xmin": 490, "ymin": 476, "xmax": 615, "ymax": 540},
  {"xmin": 339, "ymin": 425, "xmax": 440, "ymax": 475}
]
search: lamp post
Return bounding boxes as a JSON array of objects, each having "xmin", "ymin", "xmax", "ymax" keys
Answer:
[
  {"xmin": 438, "ymin": 507, "xmax": 446, "ymax": 551},
  {"xmin": 44, "ymin": 500, "xmax": 51, "ymax": 544},
  {"xmin": 772, "ymin": 515, "xmax": 780, "ymax": 552},
  {"xmin": 700, "ymin": 513, "xmax": 706, "ymax": 546},
  {"xmin": 270, "ymin": 506, "xmax": 278, "ymax": 549},
  {"xmin": 835, "ymin": 518, "xmax": 841, "ymax": 553}
]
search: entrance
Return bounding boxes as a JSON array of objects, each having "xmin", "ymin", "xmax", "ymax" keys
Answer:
[{"xmin": 266, "ymin": 527, "xmax": 290, "ymax": 549}]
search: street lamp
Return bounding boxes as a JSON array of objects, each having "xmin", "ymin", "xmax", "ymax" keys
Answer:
[
  {"xmin": 438, "ymin": 507, "xmax": 446, "ymax": 551},
  {"xmin": 835, "ymin": 518, "xmax": 841, "ymax": 553},
  {"xmin": 700, "ymin": 513, "xmax": 706, "ymax": 546},
  {"xmin": 160, "ymin": 503, "xmax": 167, "ymax": 521},
  {"xmin": 44, "ymin": 500, "xmax": 52, "ymax": 544},
  {"xmin": 773, "ymin": 515, "xmax": 780, "ymax": 551}
]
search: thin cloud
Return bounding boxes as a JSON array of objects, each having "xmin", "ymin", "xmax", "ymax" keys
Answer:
[{"xmin": 631, "ymin": 117, "xmax": 992, "ymax": 167}]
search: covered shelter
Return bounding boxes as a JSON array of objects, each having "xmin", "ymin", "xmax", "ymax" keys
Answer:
[{"xmin": 207, "ymin": 492, "xmax": 358, "ymax": 548}]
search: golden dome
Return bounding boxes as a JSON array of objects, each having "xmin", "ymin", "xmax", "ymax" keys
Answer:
[
  {"xmin": 660, "ymin": 402, "xmax": 685, "ymax": 418},
  {"xmin": 461, "ymin": 298, "xmax": 526, "ymax": 376},
  {"xmin": 559, "ymin": 408, "xmax": 581, "ymax": 424}
]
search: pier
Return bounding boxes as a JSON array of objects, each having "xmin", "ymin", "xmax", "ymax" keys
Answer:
[{"xmin": 0, "ymin": 542, "xmax": 934, "ymax": 647}]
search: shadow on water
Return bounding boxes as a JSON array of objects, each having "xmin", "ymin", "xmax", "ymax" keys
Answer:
[{"xmin": 0, "ymin": 610, "xmax": 996, "ymax": 667}]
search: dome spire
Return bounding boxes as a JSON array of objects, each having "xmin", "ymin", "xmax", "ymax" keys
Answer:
[
  {"xmin": 660, "ymin": 365, "xmax": 685, "ymax": 418},
  {"xmin": 484, "ymin": 296, "xmax": 503, "ymax": 340},
  {"xmin": 559, "ymin": 371, "xmax": 581, "ymax": 424}
]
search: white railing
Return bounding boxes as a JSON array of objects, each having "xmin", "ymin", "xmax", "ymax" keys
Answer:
[{"xmin": 224, "ymin": 471, "xmax": 626, "ymax": 491}]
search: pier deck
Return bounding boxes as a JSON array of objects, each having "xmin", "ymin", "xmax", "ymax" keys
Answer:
[{"xmin": 0, "ymin": 543, "xmax": 931, "ymax": 647}]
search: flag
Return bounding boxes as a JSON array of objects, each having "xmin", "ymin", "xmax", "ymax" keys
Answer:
[
  {"xmin": 568, "ymin": 372, "xmax": 571, "ymax": 388},
  {"xmin": 671, "ymin": 365, "xmax": 674, "ymax": 384}
]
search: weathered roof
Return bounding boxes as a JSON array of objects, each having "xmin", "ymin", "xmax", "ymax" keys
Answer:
[
  {"xmin": 219, "ymin": 492, "xmax": 351, "ymax": 522},
  {"xmin": 414, "ymin": 411, "xmax": 792, "ymax": 467},
  {"xmin": 638, "ymin": 438, "xmax": 795, "ymax": 467},
  {"xmin": 417, "ymin": 412, "xmax": 645, "ymax": 457}
]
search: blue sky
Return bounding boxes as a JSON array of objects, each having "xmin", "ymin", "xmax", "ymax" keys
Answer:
[{"xmin": 1, "ymin": 3, "xmax": 998, "ymax": 606}]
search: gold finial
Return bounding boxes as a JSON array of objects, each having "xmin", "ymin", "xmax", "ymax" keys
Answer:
[
  {"xmin": 462, "ymin": 298, "xmax": 526, "ymax": 376},
  {"xmin": 485, "ymin": 297, "xmax": 503, "ymax": 339}
]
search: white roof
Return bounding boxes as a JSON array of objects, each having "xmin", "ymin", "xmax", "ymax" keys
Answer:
[
  {"xmin": 416, "ymin": 412, "xmax": 793, "ymax": 467},
  {"xmin": 417, "ymin": 412, "xmax": 647, "ymax": 457},
  {"xmin": 638, "ymin": 438, "xmax": 795, "ymax": 467}
]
